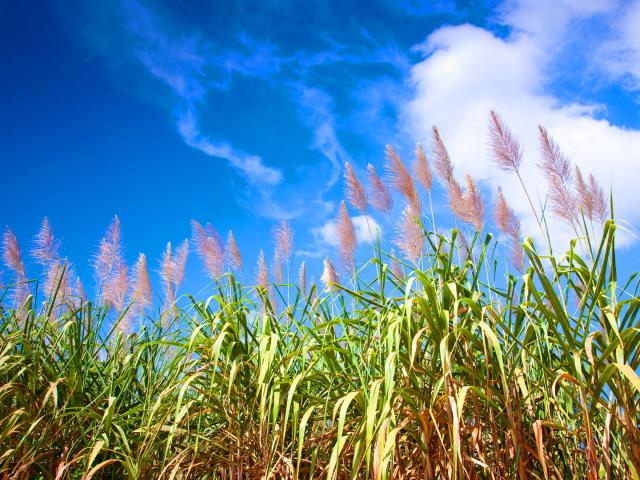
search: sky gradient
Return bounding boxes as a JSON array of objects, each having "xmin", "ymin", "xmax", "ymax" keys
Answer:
[{"xmin": 2, "ymin": 0, "xmax": 640, "ymax": 297}]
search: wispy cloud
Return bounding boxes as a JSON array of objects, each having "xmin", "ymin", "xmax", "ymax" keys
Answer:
[
  {"xmin": 67, "ymin": 0, "xmax": 411, "ymax": 223},
  {"xmin": 177, "ymin": 109, "xmax": 282, "ymax": 187}
]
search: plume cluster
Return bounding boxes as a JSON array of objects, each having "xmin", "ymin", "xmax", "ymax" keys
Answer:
[
  {"xmin": 0, "ymin": 110, "xmax": 615, "ymax": 341},
  {"xmin": 367, "ymin": 163, "xmax": 393, "ymax": 214}
]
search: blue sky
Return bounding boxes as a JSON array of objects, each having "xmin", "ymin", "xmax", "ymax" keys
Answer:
[{"xmin": 2, "ymin": 0, "xmax": 640, "ymax": 297}]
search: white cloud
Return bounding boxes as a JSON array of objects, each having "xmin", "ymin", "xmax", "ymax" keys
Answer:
[
  {"xmin": 312, "ymin": 214, "xmax": 382, "ymax": 249},
  {"xmin": 596, "ymin": 1, "xmax": 640, "ymax": 90},
  {"xmin": 403, "ymin": 4, "xmax": 640, "ymax": 249}
]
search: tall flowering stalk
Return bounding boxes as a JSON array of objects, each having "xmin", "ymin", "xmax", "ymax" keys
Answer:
[
  {"xmin": 321, "ymin": 256, "xmax": 339, "ymax": 290},
  {"xmin": 32, "ymin": 218, "xmax": 60, "ymax": 268},
  {"xmin": 488, "ymin": 111, "xmax": 543, "ymax": 229},
  {"xmin": 432, "ymin": 128, "xmax": 484, "ymax": 230},
  {"xmin": 299, "ymin": 261, "xmax": 306, "ymax": 296},
  {"xmin": 130, "ymin": 253, "xmax": 152, "ymax": 318},
  {"xmin": 93, "ymin": 216, "xmax": 126, "ymax": 308},
  {"xmin": 394, "ymin": 205, "xmax": 424, "ymax": 264},
  {"xmin": 538, "ymin": 125, "xmax": 577, "ymax": 227},
  {"xmin": 225, "ymin": 231, "xmax": 242, "ymax": 273},
  {"xmin": 344, "ymin": 162, "xmax": 367, "ymax": 213},
  {"xmin": 385, "ymin": 145, "xmax": 420, "ymax": 213},
  {"xmin": 192, "ymin": 220, "xmax": 224, "ymax": 279},
  {"xmin": 495, "ymin": 187, "xmax": 524, "ymax": 271},
  {"xmin": 575, "ymin": 166, "xmax": 608, "ymax": 224},
  {"xmin": 336, "ymin": 201, "xmax": 356, "ymax": 271},
  {"xmin": 367, "ymin": 163, "xmax": 393, "ymax": 214}
]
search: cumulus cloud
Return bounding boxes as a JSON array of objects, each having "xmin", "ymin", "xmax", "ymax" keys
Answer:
[
  {"xmin": 313, "ymin": 215, "xmax": 382, "ymax": 249},
  {"xmin": 403, "ymin": 1, "xmax": 640, "ymax": 248}
]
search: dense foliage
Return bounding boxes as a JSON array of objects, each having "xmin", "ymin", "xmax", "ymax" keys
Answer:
[{"xmin": 1, "ymin": 220, "xmax": 639, "ymax": 479}]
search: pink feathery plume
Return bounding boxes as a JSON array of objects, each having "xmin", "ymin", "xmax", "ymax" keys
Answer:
[
  {"xmin": 3, "ymin": 228, "xmax": 30, "ymax": 306},
  {"xmin": 273, "ymin": 254, "xmax": 284, "ymax": 284},
  {"xmin": 75, "ymin": 276, "xmax": 87, "ymax": 302},
  {"xmin": 299, "ymin": 261, "xmax": 306, "ymax": 296},
  {"xmin": 414, "ymin": 143, "xmax": 432, "ymax": 191},
  {"xmin": 457, "ymin": 231, "xmax": 471, "ymax": 261},
  {"xmin": 447, "ymin": 177, "xmax": 466, "ymax": 219},
  {"xmin": 309, "ymin": 277, "xmax": 318, "ymax": 301},
  {"xmin": 3, "ymin": 228, "xmax": 27, "ymax": 280},
  {"xmin": 45, "ymin": 260, "xmax": 74, "ymax": 312},
  {"xmin": 336, "ymin": 201, "xmax": 356, "ymax": 271},
  {"xmin": 495, "ymin": 187, "xmax": 524, "ymax": 271},
  {"xmin": 93, "ymin": 216, "xmax": 124, "ymax": 303},
  {"xmin": 575, "ymin": 166, "xmax": 608, "ymax": 223},
  {"xmin": 225, "ymin": 231, "xmax": 242, "ymax": 272},
  {"xmin": 448, "ymin": 175, "xmax": 485, "ymax": 230},
  {"xmin": 32, "ymin": 217, "xmax": 60, "ymax": 266},
  {"xmin": 385, "ymin": 145, "xmax": 420, "ymax": 212},
  {"xmin": 110, "ymin": 263, "xmax": 129, "ymax": 315},
  {"xmin": 462, "ymin": 174, "xmax": 485, "ymax": 231},
  {"xmin": 44, "ymin": 260, "xmax": 65, "ymax": 299},
  {"xmin": 538, "ymin": 126, "xmax": 577, "ymax": 222},
  {"xmin": 367, "ymin": 163, "xmax": 393, "ymax": 213},
  {"xmin": 432, "ymin": 126, "xmax": 454, "ymax": 182},
  {"xmin": 589, "ymin": 174, "xmax": 608, "ymax": 222},
  {"xmin": 321, "ymin": 256, "xmax": 339, "ymax": 290},
  {"xmin": 256, "ymin": 250, "xmax": 268, "ymax": 288},
  {"xmin": 160, "ymin": 242, "xmax": 175, "ymax": 309},
  {"xmin": 191, "ymin": 220, "xmax": 224, "ymax": 279},
  {"xmin": 489, "ymin": 111, "xmax": 523, "ymax": 173},
  {"xmin": 172, "ymin": 239, "xmax": 189, "ymax": 290},
  {"xmin": 575, "ymin": 166, "xmax": 593, "ymax": 220},
  {"xmin": 390, "ymin": 249, "xmax": 404, "ymax": 280},
  {"xmin": 394, "ymin": 205, "xmax": 424, "ymax": 263},
  {"xmin": 273, "ymin": 220, "xmax": 294, "ymax": 263},
  {"xmin": 131, "ymin": 253, "xmax": 152, "ymax": 314},
  {"xmin": 344, "ymin": 162, "xmax": 367, "ymax": 212}
]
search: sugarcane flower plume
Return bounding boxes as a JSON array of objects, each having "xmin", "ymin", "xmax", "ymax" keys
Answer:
[
  {"xmin": 367, "ymin": 163, "xmax": 393, "ymax": 213},
  {"xmin": 385, "ymin": 144, "xmax": 420, "ymax": 212},
  {"xmin": 344, "ymin": 162, "xmax": 367, "ymax": 212}
]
